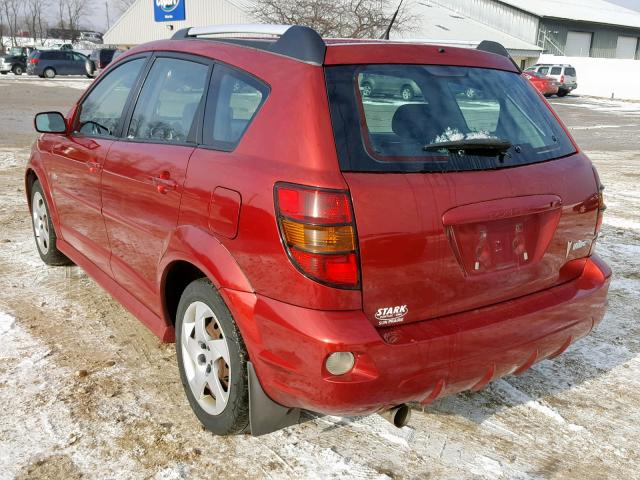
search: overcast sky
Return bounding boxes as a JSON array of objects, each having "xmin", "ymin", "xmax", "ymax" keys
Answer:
[{"xmin": 607, "ymin": 0, "xmax": 640, "ymax": 11}]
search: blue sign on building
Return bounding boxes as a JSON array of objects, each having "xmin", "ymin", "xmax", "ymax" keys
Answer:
[{"xmin": 154, "ymin": 0, "xmax": 186, "ymax": 22}]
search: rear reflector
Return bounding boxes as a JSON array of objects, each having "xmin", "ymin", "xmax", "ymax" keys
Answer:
[{"xmin": 275, "ymin": 184, "xmax": 359, "ymax": 288}]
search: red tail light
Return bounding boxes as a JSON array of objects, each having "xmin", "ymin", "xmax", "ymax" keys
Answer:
[
  {"xmin": 275, "ymin": 183, "xmax": 359, "ymax": 288},
  {"xmin": 29, "ymin": 58, "xmax": 38, "ymax": 65},
  {"xmin": 560, "ymin": 75, "xmax": 565, "ymax": 83}
]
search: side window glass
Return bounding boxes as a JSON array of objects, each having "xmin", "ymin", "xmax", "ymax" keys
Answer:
[
  {"xmin": 538, "ymin": 66, "xmax": 549, "ymax": 75},
  {"xmin": 127, "ymin": 58, "xmax": 208, "ymax": 144},
  {"xmin": 76, "ymin": 58, "xmax": 145, "ymax": 137},
  {"xmin": 550, "ymin": 67, "xmax": 562, "ymax": 75},
  {"xmin": 204, "ymin": 66, "xmax": 268, "ymax": 150}
]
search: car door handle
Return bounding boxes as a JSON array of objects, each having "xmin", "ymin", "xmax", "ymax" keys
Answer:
[
  {"xmin": 87, "ymin": 161, "xmax": 101, "ymax": 174},
  {"xmin": 152, "ymin": 174, "xmax": 177, "ymax": 194}
]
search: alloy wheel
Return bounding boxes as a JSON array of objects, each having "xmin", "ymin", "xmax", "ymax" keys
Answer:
[
  {"xmin": 181, "ymin": 301, "xmax": 231, "ymax": 416},
  {"xmin": 32, "ymin": 191, "xmax": 49, "ymax": 254}
]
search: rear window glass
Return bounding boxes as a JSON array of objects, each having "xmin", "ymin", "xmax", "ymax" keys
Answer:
[
  {"xmin": 325, "ymin": 65, "xmax": 576, "ymax": 173},
  {"xmin": 550, "ymin": 67, "xmax": 562, "ymax": 75},
  {"xmin": 565, "ymin": 67, "xmax": 576, "ymax": 76}
]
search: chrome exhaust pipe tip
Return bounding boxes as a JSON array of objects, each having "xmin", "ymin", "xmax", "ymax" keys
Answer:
[{"xmin": 379, "ymin": 404, "xmax": 411, "ymax": 428}]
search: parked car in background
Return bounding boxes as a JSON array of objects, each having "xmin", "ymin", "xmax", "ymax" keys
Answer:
[
  {"xmin": 0, "ymin": 46, "xmax": 36, "ymax": 75},
  {"xmin": 27, "ymin": 25, "xmax": 610, "ymax": 437},
  {"xmin": 47, "ymin": 43, "xmax": 74, "ymax": 51},
  {"xmin": 89, "ymin": 48, "xmax": 119, "ymax": 76},
  {"xmin": 80, "ymin": 31, "xmax": 103, "ymax": 44},
  {"xmin": 27, "ymin": 50, "xmax": 93, "ymax": 78},
  {"xmin": 359, "ymin": 72, "xmax": 423, "ymax": 100},
  {"xmin": 523, "ymin": 71, "xmax": 559, "ymax": 97},
  {"xmin": 526, "ymin": 64, "xmax": 577, "ymax": 97}
]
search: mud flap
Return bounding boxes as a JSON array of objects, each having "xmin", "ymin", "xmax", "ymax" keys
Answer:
[{"xmin": 248, "ymin": 361, "xmax": 301, "ymax": 436}]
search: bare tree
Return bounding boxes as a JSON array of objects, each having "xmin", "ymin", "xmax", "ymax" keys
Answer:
[
  {"xmin": 1, "ymin": 0, "xmax": 22, "ymax": 46},
  {"xmin": 26, "ymin": 0, "xmax": 48, "ymax": 44},
  {"xmin": 65, "ymin": 0, "xmax": 87, "ymax": 34},
  {"xmin": 56, "ymin": 0, "xmax": 65, "ymax": 30},
  {"xmin": 55, "ymin": 0, "xmax": 90, "ymax": 40},
  {"xmin": 116, "ymin": 0, "xmax": 136, "ymax": 14},
  {"xmin": 250, "ymin": 0, "xmax": 416, "ymax": 38},
  {"xmin": 0, "ymin": 6, "xmax": 5, "ymax": 51}
]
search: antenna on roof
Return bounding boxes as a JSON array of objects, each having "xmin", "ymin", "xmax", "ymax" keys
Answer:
[{"xmin": 381, "ymin": 0, "xmax": 404, "ymax": 40}]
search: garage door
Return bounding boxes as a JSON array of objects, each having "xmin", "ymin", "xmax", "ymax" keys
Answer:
[
  {"xmin": 616, "ymin": 36, "xmax": 638, "ymax": 59},
  {"xmin": 565, "ymin": 31, "xmax": 592, "ymax": 57}
]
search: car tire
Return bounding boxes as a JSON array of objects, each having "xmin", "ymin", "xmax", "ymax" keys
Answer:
[
  {"xmin": 85, "ymin": 61, "xmax": 95, "ymax": 78},
  {"xmin": 360, "ymin": 82, "xmax": 373, "ymax": 97},
  {"xmin": 175, "ymin": 278, "xmax": 250, "ymax": 436},
  {"xmin": 43, "ymin": 68, "xmax": 56, "ymax": 79},
  {"xmin": 30, "ymin": 180, "xmax": 72, "ymax": 266},
  {"xmin": 401, "ymin": 85, "xmax": 414, "ymax": 101},
  {"xmin": 557, "ymin": 89, "xmax": 568, "ymax": 97},
  {"xmin": 12, "ymin": 65, "xmax": 23, "ymax": 75}
]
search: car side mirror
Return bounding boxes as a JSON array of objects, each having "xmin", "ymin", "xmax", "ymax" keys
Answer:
[{"xmin": 34, "ymin": 112, "xmax": 67, "ymax": 134}]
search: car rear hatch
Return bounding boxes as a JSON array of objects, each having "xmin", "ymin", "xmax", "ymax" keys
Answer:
[
  {"xmin": 563, "ymin": 66, "xmax": 577, "ymax": 86},
  {"xmin": 325, "ymin": 63, "xmax": 599, "ymax": 327}
]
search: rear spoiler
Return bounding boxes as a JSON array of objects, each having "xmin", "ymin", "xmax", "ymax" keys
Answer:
[{"xmin": 476, "ymin": 40, "xmax": 521, "ymax": 72}]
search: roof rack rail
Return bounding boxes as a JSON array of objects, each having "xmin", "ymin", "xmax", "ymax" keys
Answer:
[
  {"xmin": 171, "ymin": 24, "xmax": 326, "ymax": 65},
  {"xmin": 476, "ymin": 40, "xmax": 521, "ymax": 71}
]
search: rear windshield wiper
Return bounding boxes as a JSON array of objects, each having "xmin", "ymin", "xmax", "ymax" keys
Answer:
[{"xmin": 423, "ymin": 138, "xmax": 512, "ymax": 156}]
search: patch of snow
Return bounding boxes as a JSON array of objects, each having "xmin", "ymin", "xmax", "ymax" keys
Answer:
[
  {"xmin": 433, "ymin": 127, "xmax": 495, "ymax": 144},
  {"xmin": 0, "ymin": 311, "xmax": 15, "ymax": 334},
  {"xmin": 0, "ymin": 75, "xmax": 93, "ymax": 91},
  {"xmin": 0, "ymin": 149, "xmax": 20, "ymax": 169},
  {"xmin": 491, "ymin": 380, "xmax": 585, "ymax": 432}
]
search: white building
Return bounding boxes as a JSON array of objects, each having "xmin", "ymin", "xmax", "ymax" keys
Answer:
[{"xmin": 104, "ymin": 0, "xmax": 254, "ymax": 47}]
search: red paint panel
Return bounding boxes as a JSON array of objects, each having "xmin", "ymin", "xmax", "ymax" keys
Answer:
[
  {"xmin": 224, "ymin": 256, "xmax": 610, "ymax": 415},
  {"xmin": 209, "ymin": 187, "xmax": 241, "ymax": 239},
  {"xmin": 344, "ymin": 153, "xmax": 600, "ymax": 327}
]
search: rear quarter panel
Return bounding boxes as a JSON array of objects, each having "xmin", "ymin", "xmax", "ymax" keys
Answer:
[{"xmin": 171, "ymin": 41, "xmax": 361, "ymax": 311}]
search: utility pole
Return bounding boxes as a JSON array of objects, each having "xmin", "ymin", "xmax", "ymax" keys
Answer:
[{"xmin": 105, "ymin": 1, "xmax": 111, "ymax": 30}]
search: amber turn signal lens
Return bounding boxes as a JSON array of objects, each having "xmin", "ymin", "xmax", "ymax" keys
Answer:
[{"xmin": 281, "ymin": 220, "xmax": 355, "ymax": 253}]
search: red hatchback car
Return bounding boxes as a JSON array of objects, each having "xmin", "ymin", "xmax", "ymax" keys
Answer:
[
  {"xmin": 26, "ymin": 25, "xmax": 611, "ymax": 436},
  {"xmin": 523, "ymin": 70, "xmax": 559, "ymax": 97}
]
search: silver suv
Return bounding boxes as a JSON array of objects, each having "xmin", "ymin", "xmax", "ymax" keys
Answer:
[{"xmin": 525, "ymin": 64, "xmax": 577, "ymax": 97}]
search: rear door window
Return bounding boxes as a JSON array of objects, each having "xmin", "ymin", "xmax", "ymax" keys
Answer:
[
  {"xmin": 203, "ymin": 65, "xmax": 269, "ymax": 151},
  {"xmin": 550, "ymin": 67, "xmax": 562, "ymax": 75},
  {"xmin": 325, "ymin": 64, "xmax": 576, "ymax": 173},
  {"xmin": 127, "ymin": 57, "xmax": 209, "ymax": 144}
]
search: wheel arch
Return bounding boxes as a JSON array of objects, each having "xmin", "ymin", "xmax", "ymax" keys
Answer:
[
  {"xmin": 159, "ymin": 225, "xmax": 254, "ymax": 327},
  {"xmin": 25, "ymin": 168, "xmax": 38, "ymax": 210},
  {"xmin": 25, "ymin": 163, "xmax": 63, "ymax": 239}
]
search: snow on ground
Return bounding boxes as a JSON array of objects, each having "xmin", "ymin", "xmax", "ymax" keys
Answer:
[
  {"xmin": 0, "ymin": 74, "xmax": 93, "ymax": 91},
  {"xmin": 0, "ymin": 86, "xmax": 639, "ymax": 479}
]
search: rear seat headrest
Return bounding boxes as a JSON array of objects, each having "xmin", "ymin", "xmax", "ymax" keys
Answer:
[{"xmin": 391, "ymin": 104, "xmax": 439, "ymax": 142}]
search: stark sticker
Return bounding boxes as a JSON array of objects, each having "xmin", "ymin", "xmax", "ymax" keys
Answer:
[{"xmin": 375, "ymin": 305, "xmax": 408, "ymax": 326}]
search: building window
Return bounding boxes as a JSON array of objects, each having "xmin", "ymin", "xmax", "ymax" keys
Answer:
[{"xmin": 616, "ymin": 36, "xmax": 639, "ymax": 59}]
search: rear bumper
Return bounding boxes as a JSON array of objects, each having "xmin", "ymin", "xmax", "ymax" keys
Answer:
[{"xmin": 225, "ymin": 255, "xmax": 611, "ymax": 416}]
